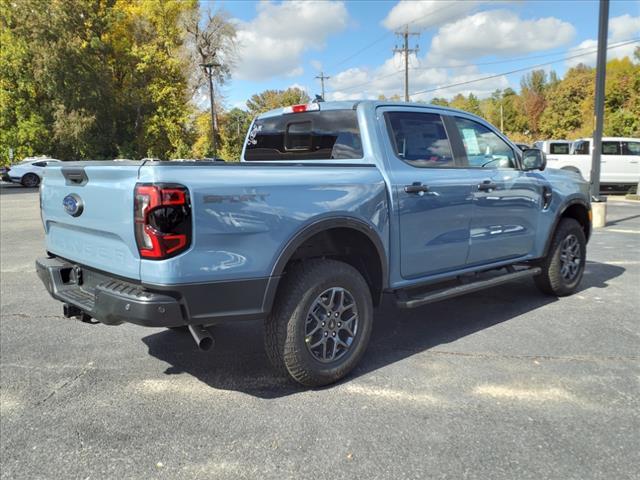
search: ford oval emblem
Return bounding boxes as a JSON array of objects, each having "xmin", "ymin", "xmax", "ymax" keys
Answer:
[{"xmin": 63, "ymin": 194, "xmax": 83, "ymax": 217}]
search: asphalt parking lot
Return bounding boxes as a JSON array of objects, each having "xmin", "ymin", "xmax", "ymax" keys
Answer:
[{"xmin": 1, "ymin": 183, "xmax": 639, "ymax": 479}]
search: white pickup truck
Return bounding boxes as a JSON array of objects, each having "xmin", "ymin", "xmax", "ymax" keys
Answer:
[{"xmin": 545, "ymin": 137, "xmax": 640, "ymax": 188}]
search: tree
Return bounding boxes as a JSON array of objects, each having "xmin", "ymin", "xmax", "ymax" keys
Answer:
[
  {"xmin": 539, "ymin": 65, "xmax": 594, "ymax": 138},
  {"xmin": 218, "ymin": 108, "xmax": 252, "ymax": 161},
  {"xmin": 520, "ymin": 69, "xmax": 547, "ymax": 136},
  {"xmin": 182, "ymin": 5, "xmax": 236, "ymax": 157},
  {"xmin": 449, "ymin": 93, "xmax": 482, "ymax": 116},
  {"xmin": 603, "ymin": 58, "xmax": 640, "ymax": 137},
  {"xmin": 465, "ymin": 93, "xmax": 482, "ymax": 116},
  {"xmin": 430, "ymin": 97, "xmax": 449, "ymax": 106},
  {"xmin": 0, "ymin": 0, "xmax": 203, "ymax": 161},
  {"xmin": 246, "ymin": 88, "xmax": 310, "ymax": 117}
]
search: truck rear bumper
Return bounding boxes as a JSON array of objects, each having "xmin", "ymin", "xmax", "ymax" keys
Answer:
[{"xmin": 36, "ymin": 256, "xmax": 278, "ymax": 327}]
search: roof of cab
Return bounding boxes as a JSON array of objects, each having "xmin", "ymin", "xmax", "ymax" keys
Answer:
[{"xmin": 256, "ymin": 100, "xmax": 479, "ymax": 120}]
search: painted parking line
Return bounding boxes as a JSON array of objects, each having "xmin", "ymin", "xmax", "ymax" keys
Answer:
[{"xmin": 604, "ymin": 229, "xmax": 640, "ymax": 234}]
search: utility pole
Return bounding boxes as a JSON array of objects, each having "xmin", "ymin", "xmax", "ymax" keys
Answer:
[
  {"xmin": 315, "ymin": 72, "xmax": 330, "ymax": 100},
  {"xmin": 200, "ymin": 62, "xmax": 220, "ymax": 158},
  {"xmin": 394, "ymin": 25, "xmax": 419, "ymax": 102},
  {"xmin": 590, "ymin": 0, "xmax": 609, "ymax": 202},
  {"xmin": 500, "ymin": 103, "xmax": 504, "ymax": 132}
]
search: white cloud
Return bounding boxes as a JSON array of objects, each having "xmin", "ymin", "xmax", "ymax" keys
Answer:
[
  {"xmin": 566, "ymin": 14, "xmax": 640, "ymax": 68},
  {"xmin": 234, "ymin": 1, "xmax": 348, "ymax": 81},
  {"xmin": 310, "ymin": 59, "xmax": 323, "ymax": 71},
  {"xmin": 326, "ymin": 53, "xmax": 508, "ymax": 102},
  {"xmin": 328, "ymin": 7, "xmax": 572, "ymax": 102},
  {"xmin": 427, "ymin": 10, "xmax": 575, "ymax": 63},
  {"xmin": 288, "ymin": 82, "xmax": 308, "ymax": 93},
  {"xmin": 382, "ymin": 0, "xmax": 483, "ymax": 31}
]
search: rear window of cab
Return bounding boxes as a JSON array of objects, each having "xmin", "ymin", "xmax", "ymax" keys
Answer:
[{"xmin": 244, "ymin": 110, "xmax": 363, "ymax": 161}]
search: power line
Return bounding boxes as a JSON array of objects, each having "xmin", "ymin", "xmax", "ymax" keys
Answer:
[
  {"xmin": 329, "ymin": 38, "xmax": 638, "ymax": 97},
  {"xmin": 326, "ymin": 70, "xmax": 403, "ymax": 94},
  {"xmin": 329, "ymin": 1, "xmax": 463, "ymax": 70},
  {"xmin": 410, "ymin": 38, "xmax": 640, "ymax": 97},
  {"xmin": 410, "ymin": 37, "xmax": 640, "ymax": 70}
]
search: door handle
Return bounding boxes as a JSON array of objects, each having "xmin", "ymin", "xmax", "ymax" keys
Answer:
[
  {"xmin": 542, "ymin": 186, "xmax": 553, "ymax": 209},
  {"xmin": 404, "ymin": 182, "xmax": 430, "ymax": 194},
  {"xmin": 477, "ymin": 180, "xmax": 498, "ymax": 192}
]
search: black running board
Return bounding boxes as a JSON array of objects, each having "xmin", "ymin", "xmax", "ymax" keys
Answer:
[{"xmin": 395, "ymin": 267, "xmax": 541, "ymax": 309}]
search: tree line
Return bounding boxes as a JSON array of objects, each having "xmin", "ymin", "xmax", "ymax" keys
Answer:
[
  {"xmin": 1, "ymin": 0, "xmax": 638, "ymax": 164},
  {"xmin": 428, "ymin": 49, "xmax": 640, "ymax": 144}
]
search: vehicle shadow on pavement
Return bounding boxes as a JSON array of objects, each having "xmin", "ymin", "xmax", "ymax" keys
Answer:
[
  {"xmin": 0, "ymin": 183, "xmax": 38, "ymax": 195},
  {"xmin": 141, "ymin": 261, "xmax": 624, "ymax": 399}
]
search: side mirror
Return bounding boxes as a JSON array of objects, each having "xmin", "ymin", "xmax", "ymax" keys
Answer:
[{"xmin": 522, "ymin": 148, "xmax": 546, "ymax": 171}]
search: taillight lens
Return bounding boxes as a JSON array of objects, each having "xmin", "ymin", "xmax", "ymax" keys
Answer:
[{"xmin": 134, "ymin": 184, "xmax": 191, "ymax": 259}]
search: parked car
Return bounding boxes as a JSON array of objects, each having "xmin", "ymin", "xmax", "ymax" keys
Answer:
[
  {"xmin": 515, "ymin": 143, "xmax": 530, "ymax": 151},
  {"xmin": 545, "ymin": 137, "xmax": 640, "ymax": 188},
  {"xmin": 5, "ymin": 157, "xmax": 61, "ymax": 187},
  {"xmin": 36, "ymin": 101, "xmax": 591, "ymax": 386},
  {"xmin": 532, "ymin": 140, "xmax": 572, "ymax": 155},
  {"xmin": 1, "ymin": 165, "xmax": 11, "ymax": 182}
]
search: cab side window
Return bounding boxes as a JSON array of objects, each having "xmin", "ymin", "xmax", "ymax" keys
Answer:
[
  {"xmin": 622, "ymin": 141, "xmax": 640, "ymax": 156},
  {"xmin": 602, "ymin": 141, "xmax": 621, "ymax": 155},
  {"xmin": 453, "ymin": 117, "xmax": 516, "ymax": 168}
]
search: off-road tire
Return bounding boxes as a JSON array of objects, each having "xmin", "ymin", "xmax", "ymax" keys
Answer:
[
  {"xmin": 264, "ymin": 259, "xmax": 373, "ymax": 387},
  {"xmin": 21, "ymin": 173, "xmax": 40, "ymax": 188},
  {"xmin": 535, "ymin": 218, "xmax": 586, "ymax": 296}
]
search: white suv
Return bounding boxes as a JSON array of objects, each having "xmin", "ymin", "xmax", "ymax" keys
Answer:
[
  {"xmin": 4, "ymin": 157, "xmax": 61, "ymax": 187},
  {"xmin": 545, "ymin": 137, "xmax": 640, "ymax": 187}
]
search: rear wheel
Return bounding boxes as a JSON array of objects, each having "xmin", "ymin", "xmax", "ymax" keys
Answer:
[
  {"xmin": 264, "ymin": 259, "xmax": 373, "ymax": 387},
  {"xmin": 21, "ymin": 173, "xmax": 40, "ymax": 187},
  {"xmin": 535, "ymin": 218, "xmax": 586, "ymax": 296}
]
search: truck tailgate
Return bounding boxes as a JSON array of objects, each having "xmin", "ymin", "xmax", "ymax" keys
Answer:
[{"xmin": 41, "ymin": 163, "xmax": 142, "ymax": 280}]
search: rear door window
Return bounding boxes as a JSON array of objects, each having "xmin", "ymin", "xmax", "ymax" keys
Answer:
[
  {"xmin": 602, "ymin": 141, "xmax": 621, "ymax": 155},
  {"xmin": 384, "ymin": 111, "xmax": 454, "ymax": 167},
  {"xmin": 244, "ymin": 110, "xmax": 363, "ymax": 161},
  {"xmin": 549, "ymin": 143, "xmax": 570, "ymax": 154}
]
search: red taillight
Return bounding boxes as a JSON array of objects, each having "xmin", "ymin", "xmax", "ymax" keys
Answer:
[
  {"xmin": 134, "ymin": 184, "xmax": 191, "ymax": 259},
  {"xmin": 282, "ymin": 103, "xmax": 320, "ymax": 114}
]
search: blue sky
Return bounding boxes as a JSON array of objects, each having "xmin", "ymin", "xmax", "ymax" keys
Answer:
[{"xmin": 204, "ymin": 0, "xmax": 640, "ymax": 109}]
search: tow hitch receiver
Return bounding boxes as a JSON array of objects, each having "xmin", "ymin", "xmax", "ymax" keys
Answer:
[{"xmin": 63, "ymin": 303, "xmax": 98, "ymax": 324}]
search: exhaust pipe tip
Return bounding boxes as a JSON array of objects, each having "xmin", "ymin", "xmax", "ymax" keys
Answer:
[
  {"xmin": 198, "ymin": 336, "xmax": 214, "ymax": 351},
  {"xmin": 188, "ymin": 325, "xmax": 214, "ymax": 351}
]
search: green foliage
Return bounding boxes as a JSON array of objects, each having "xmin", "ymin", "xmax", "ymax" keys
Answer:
[
  {"xmin": 430, "ymin": 97, "xmax": 449, "ymax": 107},
  {"xmin": 1, "ymin": 0, "xmax": 638, "ymax": 165},
  {"xmin": 449, "ymin": 93, "xmax": 482, "ymax": 116},
  {"xmin": 0, "ymin": 0, "xmax": 235, "ymax": 163},
  {"xmin": 218, "ymin": 108, "xmax": 252, "ymax": 161},
  {"xmin": 432, "ymin": 58, "xmax": 639, "ymax": 141},
  {"xmin": 246, "ymin": 88, "xmax": 310, "ymax": 117}
]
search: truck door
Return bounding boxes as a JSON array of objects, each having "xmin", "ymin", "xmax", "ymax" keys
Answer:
[
  {"xmin": 601, "ymin": 140, "xmax": 637, "ymax": 184},
  {"xmin": 378, "ymin": 108, "xmax": 474, "ymax": 279},
  {"xmin": 446, "ymin": 115, "xmax": 544, "ymax": 266},
  {"xmin": 621, "ymin": 140, "xmax": 640, "ymax": 184}
]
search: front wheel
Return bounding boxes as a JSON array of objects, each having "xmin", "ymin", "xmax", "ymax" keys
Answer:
[
  {"xmin": 535, "ymin": 218, "xmax": 586, "ymax": 296},
  {"xmin": 264, "ymin": 259, "xmax": 373, "ymax": 387},
  {"xmin": 21, "ymin": 173, "xmax": 40, "ymax": 188}
]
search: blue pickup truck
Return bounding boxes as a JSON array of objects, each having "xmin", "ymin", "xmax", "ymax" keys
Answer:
[{"xmin": 36, "ymin": 101, "xmax": 591, "ymax": 386}]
